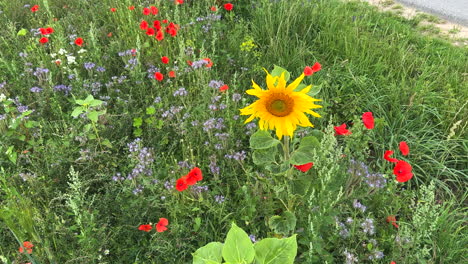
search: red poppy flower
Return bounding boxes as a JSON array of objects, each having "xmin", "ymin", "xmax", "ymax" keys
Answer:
[
  {"xmin": 107, "ymin": 32, "xmax": 113, "ymax": 37},
  {"xmin": 311, "ymin": 62, "xmax": 321, "ymax": 73},
  {"xmin": 187, "ymin": 60, "xmax": 193, "ymax": 66},
  {"xmin": 175, "ymin": 0, "xmax": 184, "ymax": 4},
  {"xmin": 143, "ymin": 7, "xmax": 151, "ymax": 15},
  {"xmin": 156, "ymin": 218, "xmax": 168, "ymax": 232},
  {"xmin": 155, "ymin": 30, "xmax": 164, "ymax": 41},
  {"xmin": 294, "ymin": 162, "xmax": 314, "ymax": 172},
  {"xmin": 165, "ymin": 22, "xmax": 178, "ymax": 37},
  {"xmin": 154, "ymin": 72, "xmax": 164, "ymax": 81},
  {"xmin": 75, "ymin": 37, "xmax": 83, "ymax": 46},
  {"xmin": 39, "ymin": 28, "xmax": 47, "ymax": 35},
  {"xmin": 138, "ymin": 224, "xmax": 152, "ymax": 232},
  {"xmin": 210, "ymin": 6, "xmax": 217, "ymax": 12},
  {"xmin": 219, "ymin": 84, "xmax": 229, "ymax": 92},
  {"xmin": 39, "ymin": 37, "xmax": 48, "ymax": 44},
  {"xmin": 386, "ymin": 215, "xmax": 399, "ymax": 228},
  {"xmin": 334, "ymin": 123, "xmax": 351, "ymax": 135},
  {"xmin": 161, "ymin": 56, "xmax": 169, "ymax": 64},
  {"xmin": 168, "ymin": 71, "xmax": 176, "ymax": 78},
  {"xmin": 224, "ymin": 3, "xmax": 233, "ymax": 11},
  {"xmin": 175, "ymin": 177, "xmax": 188, "ymax": 191},
  {"xmin": 153, "ymin": 20, "xmax": 161, "ymax": 31},
  {"xmin": 31, "ymin": 5, "xmax": 39, "ymax": 12},
  {"xmin": 303, "ymin": 66, "xmax": 313, "ymax": 76},
  {"xmin": 146, "ymin": 28, "xmax": 155, "ymax": 36},
  {"xmin": 203, "ymin": 58, "xmax": 213, "ymax": 68},
  {"xmin": 162, "ymin": 19, "xmax": 168, "ymax": 24},
  {"xmin": 184, "ymin": 173, "xmax": 197, "ymax": 186},
  {"xmin": 188, "ymin": 167, "xmax": 203, "ymax": 182},
  {"xmin": 110, "ymin": 8, "xmax": 117, "ymax": 12},
  {"xmin": 399, "ymin": 141, "xmax": 409, "ymax": 156},
  {"xmin": 45, "ymin": 27, "xmax": 54, "ymax": 34},
  {"xmin": 390, "ymin": 262, "xmax": 396, "ymax": 264},
  {"xmin": 150, "ymin": 6, "xmax": 158, "ymax": 15},
  {"xmin": 18, "ymin": 241, "xmax": 34, "ymax": 254},
  {"xmin": 128, "ymin": 6, "xmax": 135, "ymax": 10},
  {"xmin": 393, "ymin": 160, "xmax": 413, "ymax": 182},
  {"xmin": 384, "ymin": 150, "xmax": 398, "ymax": 163},
  {"xmin": 140, "ymin": 20, "xmax": 148, "ymax": 30},
  {"xmin": 362, "ymin": 112, "xmax": 374, "ymax": 129}
]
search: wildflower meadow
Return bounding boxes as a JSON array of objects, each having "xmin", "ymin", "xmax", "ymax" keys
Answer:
[{"xmin": 0, "ymin": 0, "xmax": 467, "ymax": 263}]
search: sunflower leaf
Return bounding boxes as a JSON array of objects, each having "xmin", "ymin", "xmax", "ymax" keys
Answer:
[
  {"xmin": 289, "ymin": 136, "xmax": 320, "ymax": 165},
  {"xmin": 222, "ymin": 223, "xmax": 255, "ymax": 264},
  {"xmin": 250, "ymin": 130, "xmax": 281, "ymax": 150},
  {"xmin": 254, "ymin": 235, "xmax": 297, "ymax": 264},
  {"xmin": 271, "ymin": 65, "xmax": 290, "ymax": 82},
  {"xmin": 193, "ymin": 242, "xmax": 223, "ymax": 264},
  {"xmin": 252, "ymin": 147, "xmax": 277, "ymax": 165}
]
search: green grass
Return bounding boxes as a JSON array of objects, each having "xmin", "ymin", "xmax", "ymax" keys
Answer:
[{"xmin": 0, "ymin": 0, "xmax": 467, "ymax": 263}]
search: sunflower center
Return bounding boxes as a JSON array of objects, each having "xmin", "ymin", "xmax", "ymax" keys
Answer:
[{"xmin": 266, "ymin": 93, "xmax": 294, "ymax": 117}]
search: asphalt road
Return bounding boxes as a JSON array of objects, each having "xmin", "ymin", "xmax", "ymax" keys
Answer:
[{"xmin": 397, "ymin": 0, "xmax": 468, "ymax": 26}]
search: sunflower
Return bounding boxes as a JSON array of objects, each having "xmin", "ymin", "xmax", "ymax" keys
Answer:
[{"xmin": 240, "ymin": 69, "xmax": 322, "ymax": 139}]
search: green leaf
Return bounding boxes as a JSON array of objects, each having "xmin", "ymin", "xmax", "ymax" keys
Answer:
[
  {"xmin": 250, "ymin": 130, "xmax": 281, "ymax": 150},
  {"xmin": 89, "ymin": 99, "xmax": 103, "ymax": 107},
  {"xmin": 146, "ymin": 106, "xmax": 156, "ymax": 115},
  {"xmin": 24, "ymin": 121, "xmax": 36, "ymax": 128},
  {"xmin": 194, "ymin": 217, "xmax": 202, "ymax": 232},
  {"xmin": 367, "ymin": 243, "xmax": 373, "ymax": 251},
  {"xmin": 268, "ymin": 212, "xmax": 297, "ymax": 235},
  {"xmin": 307, "ymin": 84, "xmax": 321, "ymax": 96},
  {"xmin": 133, "ymin": 117, "xmax": 143, "ymax": 128},
  {"xmin": 252, "ymin": 147, "xmax": 277, "ymax": 165},
  {"xmin": 293, "ymin": 83, "xmax": 307, "ymax": 92},
  {"xmin": 254, "ymin": 235, "xmax": 297, "ymax": 264},
  {"xmin": 193, "ymin": 242, "xmax": 223, "ymax": 264},
  {"xmin": 71, "ymin": 107, "xmax": 84, "ymax": 117},
  {"xmin": 17, "ymin": 28, "xmax": 28, "ymax": 36},
  {"xmin": 133, "ymin": 128, "xmax": 142, "ymax": 137},
  {"xmin": 289, "ymin": 136, "xmax": 320, "ymax": 165},
  {"xmin": 83, "ymin": 95, "xmax": 95, "ymax": 104},
  {"xmin": 5, "ymin": 146, "xmax": 17, "ymax": 164},
  {"xmin": 271, "ymin": 65, "xmax": 290, "ymax": 82},
  {"xmin": 87, "ymin": 111, "xmax": 99, "ymax": 122},
  {"xmin": 222, "ymin": 223, "xmax": 255, "ymax": 264},
  {"xmin": 102, "ymin": 139, "xmax": 112, "ymax": 148}
]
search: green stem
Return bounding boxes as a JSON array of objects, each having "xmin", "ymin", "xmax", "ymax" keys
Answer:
[{"xmin": 283, "ymin": 136, "xmax": 293, "ymax": 180}]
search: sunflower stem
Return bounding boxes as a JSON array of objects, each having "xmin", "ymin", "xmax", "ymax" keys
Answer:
[{"xmin": 283, "ymin": 136, "xmax": 294, "ymax": 180}]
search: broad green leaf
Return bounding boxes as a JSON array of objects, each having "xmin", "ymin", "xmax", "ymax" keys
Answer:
[
  {"xmin": 89, "ymin": 99, "xmax": 103, "ymax": 107},
  {"xmin": 307, "ymin": 84, "xmax": 321, "ymax": 96},
  {"xmin": 24, "ymin": 121, "xmax": 36, "ymax": 128},
  {"xmin": 252, "ymin": 147, "xmax": 277, "ymax": 165},
  {"xmin": 83, "ymin": 95, "xmax": 94, "ymax": 104},
  {"xmin": 293, "ymin": 83, "xmax": 307, "ymax": 92},
  {"xmin": 193, "ymin": 242, "xmax": 223, "ymax": 264},
  {"xmin": 133, "ymin": 117, "xmax": 143, "ymax": 127},
  {"xmin": 222, "ymin": 223, "xmax": 255, "ymax": 264},
  {"xmin": 289, "ymin": 136, "xmax": 320, "ymax": 165},
  {"xmin": 146, "ymin": 106, "xmax": 156, "ymax": 115},
  {"xmin": 102, "ymin": 139, "xmax": 112, "ymax": 148},
  {"xmin": 6, "ymin": 146, "xmax": 17, "ymax": 164},
  {"xmin": 71, "ymin": 107, "xmax": 84, "ymax": 117},
  {"xmin": 17, "ymin": 28, "xmax": 28, "ymax": 36},
  {"xmin": 250, "ymin": 130, "xmax": 281, "ymax": 150},
  {"xmin": 268, "ymin": 212, "xmax": 296, "ymax": 235},
  {"xmin": 75, "ymin": 99, "xmax": 86, "ymax": 105},
  {"xmin": 271, "ymin": 65, "xmax": 290, "ymax": 82},
  {"xmin": 87, "ymin": 111, "xmax": 99, "ymax": 122},
  {"xmin": 254, "ymin": 235, "xmax": 297, "ymax": 264}
]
